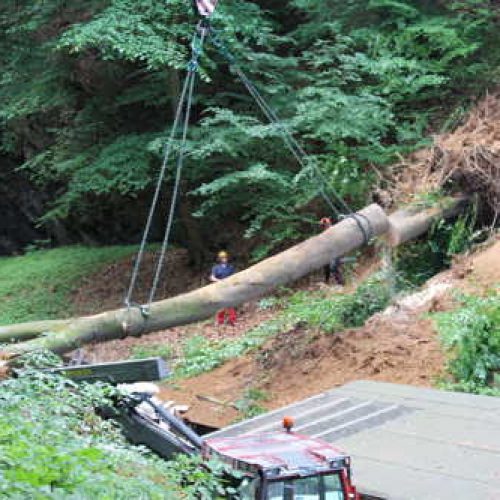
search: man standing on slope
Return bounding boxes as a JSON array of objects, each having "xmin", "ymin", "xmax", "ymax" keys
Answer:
[{"xmin": 210, "ymin": 250, "xmax": 237, "ymax": 326}]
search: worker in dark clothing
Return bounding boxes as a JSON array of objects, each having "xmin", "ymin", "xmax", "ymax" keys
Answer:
[
  {"xmin": 319, "ymin": 217, "xmax": 345, "ymax": 286},
  {"xmin": 210, "ymin": 250, "xmax": 237, "ymax": 325}
]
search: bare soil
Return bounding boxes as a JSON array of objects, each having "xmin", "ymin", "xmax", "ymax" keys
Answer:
[
  {"xmin": 72, "ymin": 248, "xmax": 204, "ymax": 316},
  {"xmin": 159, "ymin": 307, "xmax": 444, "ymax": 429},
  {"xmin": 78, "ymin": 238, "xmax": 500, "ymax": 429},
  {"xmin": 159, "ymin": 238, "xmax": 500, "ymax": 428}
]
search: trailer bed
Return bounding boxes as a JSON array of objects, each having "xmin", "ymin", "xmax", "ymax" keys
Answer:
[{"xmin": 209, "ymin": 381, "xmax": 500, "ymax": 499}]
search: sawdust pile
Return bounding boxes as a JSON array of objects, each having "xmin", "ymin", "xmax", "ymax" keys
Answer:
[{"xmin": 382, "ymin": 92, "xmax": 500, "ymax": 220}]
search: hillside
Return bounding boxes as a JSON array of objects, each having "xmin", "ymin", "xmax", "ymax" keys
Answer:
[
  {"xmin": 65, "ymin": 236, "xmax": 497, "ymax": 429},
  {"xmin": 158, "ymin": 238, "xmax": 500, "ymax": 428}
]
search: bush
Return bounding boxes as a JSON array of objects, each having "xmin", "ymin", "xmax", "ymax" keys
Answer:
[
  {"xmin": 434, "ymin": 292, "xmax": 500, "ymax": 390},
  {"xmin": 395, "ymin": 206, "xmax": 478, "ymax": 287},
  {"xmin": 175, "ymin": 322, "xmax": 282, "ymax": 378},
  {"xmin": 0, "ymin": 367, "xmax": 179, "ymax": 497},
  {"xmin": 284, "ymin": 273, "xmax": 392, "ymax": 332},
  {"xmin": 0, "ymin": 352, "xmax": 237, "ymax": 498}
]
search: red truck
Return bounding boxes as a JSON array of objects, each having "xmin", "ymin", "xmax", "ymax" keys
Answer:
[{"xmin": 205, "ymin": 428, "xmax": 359, "ymax": 499}]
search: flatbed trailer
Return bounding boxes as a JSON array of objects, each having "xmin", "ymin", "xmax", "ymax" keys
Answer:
[{"xmin": 209, "ymin": 381, "xmax": 500, "ymax": 499}]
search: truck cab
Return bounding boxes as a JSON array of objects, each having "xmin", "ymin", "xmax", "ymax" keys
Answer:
[{"xmin": 204, "ymin": 430, "xmax": 359, "ymax": 500}]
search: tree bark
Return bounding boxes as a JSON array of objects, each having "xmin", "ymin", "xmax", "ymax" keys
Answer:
[
  {"xmin": 0, "ymin": 198, "xmax": 466, "ymax": 365},
  {"xmin": 387, "ymin": 196, "xmax": 468, "ymax": 247}
]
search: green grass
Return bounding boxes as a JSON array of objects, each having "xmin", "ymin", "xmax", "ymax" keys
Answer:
[
  {"xmin": 130, "ymin": 343, "xmax": 173, "ymax": 361},
  {"xmin": 174, "ymin": 273, "xmax": 393, "ymax": 379},
  {"xmin": 0, "ymin": 245, "xmax": 136, "ymax": 325}
]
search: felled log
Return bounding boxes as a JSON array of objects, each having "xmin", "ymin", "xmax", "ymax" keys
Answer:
[
  {"xmin": 0, "ymin": 204, "xmax": 386, "ymax": 360},
  {"xmin": 387, "ymin": 196, "xmax": 469, "ymax": 246},
  {"xmin": 0, "ymin": 198, "xmax": 466, "ymax": 365}
]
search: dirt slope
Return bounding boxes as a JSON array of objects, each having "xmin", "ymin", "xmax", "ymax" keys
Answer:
[
  {"xmin": 159, "ymin": 238, "xmax": 500, "ymax": 428},
  {"xmin": 76, "ymin": 238, "xmax": 499, "ymax": 429}
]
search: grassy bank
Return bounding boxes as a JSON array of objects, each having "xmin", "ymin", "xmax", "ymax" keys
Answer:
[{"xmin": 0, "ymin": 246, "xmax": 136, "ymax": 325}]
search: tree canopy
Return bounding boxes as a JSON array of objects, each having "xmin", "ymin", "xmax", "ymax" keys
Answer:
[{"xmin": 1, "ymin": 0, "xmax": 499, "ymax": 257}]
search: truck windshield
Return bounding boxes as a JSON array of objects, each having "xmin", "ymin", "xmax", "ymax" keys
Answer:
[{"xmin": 267, "ymin": 473, "xmax": 345, "ymax": 500}]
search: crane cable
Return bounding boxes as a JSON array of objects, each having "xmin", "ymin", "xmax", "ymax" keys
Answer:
[
  {"xmin": 125, "ymin": 11, "xmax": 373, "ymax": 313},
  {"xmin": 208, "ymin": 26, "xmax": 373, "ymax": 243},
  {"xmin": 124, "ymin": 22, "xmax": 207, "ymax": 313}
]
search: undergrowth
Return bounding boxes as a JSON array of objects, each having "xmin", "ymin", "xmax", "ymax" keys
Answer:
[
  {"xmin": 395, "ymin": 206, "xmax": 480, "ymax": 287},
  {"xmin": 131, "ymin": 343, "xmax": 174, "ymax": 361},
  {"xmin": 0, "ymin": 246, "xmax": 137, "ymax": 325},
  {"xmin": 175, "ymin": 273, "xmax": 391, "ymax": 378},
  {"xmin": 174, "ymin": 321, "xmax": 282, "ymax": 378},
  {"xmin": 235, "ymin": 388, "xmax": 270, "ymax": 419},
  {"xmin": 284, "ymin": 273, "xmax": 392, "ymax": 332},
  {"xmin": 434, "ymin": 290, "xmax": 500, "ymax": 396},
  {"xmin": 0, "ymin": 352, "xmax": 237, "ymax": 499}
]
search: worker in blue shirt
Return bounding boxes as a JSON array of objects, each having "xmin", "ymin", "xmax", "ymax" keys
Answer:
[{"xmin": 210, "ymin": 250, "xmax": 237, "ymax": 325}]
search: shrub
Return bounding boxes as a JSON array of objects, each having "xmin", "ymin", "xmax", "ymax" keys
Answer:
[
  {"xmin": 0, "ymin": 352, "xmax": 233, "ymax": 498},
  {"xmin": 284, "ymin": 273, "xmax": 392, "ymax": 332},
  {"xmin": 434, "ymin": 292, "xmax": 500, "ymax": 390},
  {"xmin": 395, "ymin": 206, "xmax": 479, "ymax": 287}
]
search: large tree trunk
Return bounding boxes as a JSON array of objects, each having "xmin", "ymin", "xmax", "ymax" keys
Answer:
[
  {"xmin": 387, "ymin": 196, "xmax": 468, "ymax": 246},
  {"xmin": 0, "ymin": 204, "xmax": 385, "ymax": 360},
  {"xmin": 0, "ymin": 199, "xmax": 465, "ymax": 365}
]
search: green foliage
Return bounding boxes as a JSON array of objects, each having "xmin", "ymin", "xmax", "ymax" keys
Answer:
[
  {"xmin": 175, "ymin": 321, "xmax": 282, "ymax": 378},
  {"xmin": 0, "ymin": 245, "xmax": 136, "ymax": 325},
  {"xmin": 165, "ymin": 453, "xmax": 243, "ymax": 500},
  {"xmin": 0, "ymin": 363, "xmax": 181, "ymax": 498},
  {"xmin": 2, "ymin": 1, "xmax": 500, "ymax": 254},
  {"xmin": 434, "ymin": 292, "xmax": 500, "ymax": 389},
  {"xmin": 0, "ymin": 352, "xmax": 238, "ymax": 498},
  {"xmin": 130, "ymin": 342, "xmax": 173, "ymax": 361},
  {"xmin": 235, "ymin": 388, "xmax": 269, "ymax": 419},
  {"xmin": 257, "ymin": 296, "xmax": 282, "ymax": 311},
  {"xmin": 338, "ymin": 275, "xmax": 393, "ymax": 327},
  {"xmin": 395, "ymin": 206, "xmax": 478, "ymax": 286},
  {"xmin": 438, "ymin": 380, "xmax": 500, "ymax": 397},
  {"xmin": 284, "ymin": 273, "xmax": 392, "ymax": 332}
]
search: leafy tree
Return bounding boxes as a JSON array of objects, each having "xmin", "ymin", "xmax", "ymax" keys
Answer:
[{"xmin": 1, "ymin": 0, "xmax": 500, "ymax": 256}]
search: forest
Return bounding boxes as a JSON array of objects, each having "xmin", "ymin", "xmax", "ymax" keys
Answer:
[
  {"xmin": 1, "ymin": 1, "xmax": 500, "ymax": 498},
  {"xmin": 2, "ymin": 0, "xmax": 500, "ymax": 259}
]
